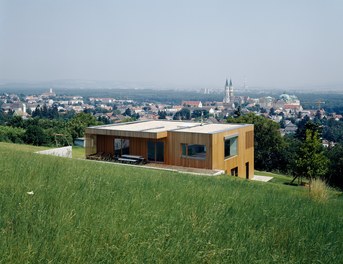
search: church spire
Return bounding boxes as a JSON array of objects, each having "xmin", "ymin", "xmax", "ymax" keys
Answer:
[{"xmin": 223, "ymin": 77, "xmax": 234, "ymax": 109}]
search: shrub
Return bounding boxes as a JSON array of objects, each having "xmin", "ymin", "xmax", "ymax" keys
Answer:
[
  {"xmin": 310, "ymin": 178, "xmax": 329, "ymax": 202},
  {"xmin": 0, "ymin": 125, "xmax": 25, "ymax": 143}
]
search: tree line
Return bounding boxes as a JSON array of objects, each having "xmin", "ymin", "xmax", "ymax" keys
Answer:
[{"xmin": 0, "ymin": 106, "xmax": 98, "ymax": 146}]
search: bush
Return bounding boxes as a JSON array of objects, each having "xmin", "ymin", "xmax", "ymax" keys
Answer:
[
  {"xmin": 310, "ymin": 179, "xmax": 329, "ymax": 202},
  {"xmin": 0, "ymin": 126, "xmax": 25, "ymax": 143}
]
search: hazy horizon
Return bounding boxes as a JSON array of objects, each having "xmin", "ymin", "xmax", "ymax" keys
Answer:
[{"xmin": 1, "ymin": 0, "xmax": 342, "ymax": 90}]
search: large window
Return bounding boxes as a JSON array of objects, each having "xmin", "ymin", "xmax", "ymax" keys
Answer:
[
  {"xmin": 224, "ymin": 136, "xmax": 238, "ymax": 158},
  {"xmin": 114, "ymin": 138, "xmax": 130, "ymax": 156},
  {"xmin": 147, "ymin": 141, "xmax": 164, "ymax": 162},
  {"xmin": 181, "ymin": 144, "xmax": 206, "ymax": 159}
]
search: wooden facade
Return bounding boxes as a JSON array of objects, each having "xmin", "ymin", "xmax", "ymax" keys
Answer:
[{"xmin": 85, "ymin": 121, "xmax": 254, "ymax": 179}]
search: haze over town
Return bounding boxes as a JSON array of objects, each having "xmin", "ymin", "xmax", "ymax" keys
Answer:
[{"xmin": 1, "ymin": 0, "xmax": 343, "ymax": 90}]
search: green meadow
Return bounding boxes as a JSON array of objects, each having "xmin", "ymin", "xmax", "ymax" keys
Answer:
[{"xmin": 0, "ymin": 143, "xmax": 342, "ymax": 263}]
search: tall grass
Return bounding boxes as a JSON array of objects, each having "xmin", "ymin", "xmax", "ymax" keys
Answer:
[
  {"xmin": 310, "ymin": 178, "xmax": 330, "ymax": 202},
  {"xmin": 0, "ymin": 147, "xmax": 343, "ymax": 263}
]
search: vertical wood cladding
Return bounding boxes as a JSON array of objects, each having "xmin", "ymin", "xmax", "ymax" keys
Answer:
[
  {"xmin": 94, "ymin": 135, "xmax": 167, "ymax": 162},
  {"xmin": 96, "ymin": 135, "xmax": 115, "ymax": 154},
  {"xmin": 85, "ymin": 123, "xmax": 254, "ymax": 179},
  {"xmin": 85, "ymin": 133, "xmax": 97, "ymax": 156},
  {"xmin": 167, "ymin": 131, "xmax": 212, "ymax": 169},
  {"xmin": 245, "ymin": 130, "xmax": 254, "ymax": 149},
  {"xmin": 211, "ymin": 125, "xmax": 254, "ymax": 179}
]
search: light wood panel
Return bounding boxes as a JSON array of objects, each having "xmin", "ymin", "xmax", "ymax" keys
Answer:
[
  {"xmin": 85, "ymin": 133, "xmax": 97, "ymax": 156},
  {"xmin": 85, "ymin": 123, "xmax": 254, "ymax": 179},
  {"xmin": 211, "ymin": 125, "xmax": 254, "ymax": 179},
  {"xmin": 167, "ymin": 131, "xmax": 212, "ymax": 169}
]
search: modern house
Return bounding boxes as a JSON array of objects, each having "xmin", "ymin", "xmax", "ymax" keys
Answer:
[{"xmin": 85, "ymin": 120, "xmax": 254, "ymax": 179}]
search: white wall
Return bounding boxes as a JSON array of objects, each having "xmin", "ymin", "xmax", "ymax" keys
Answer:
[{"xmin": 36, "ymin": 146, "xmax": 72, "ymax": 158}]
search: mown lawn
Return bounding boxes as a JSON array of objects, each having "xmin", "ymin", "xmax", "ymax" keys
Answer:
[{"xmin": 0, "ymin": 144, "xmax": 342, "ymax": 263}]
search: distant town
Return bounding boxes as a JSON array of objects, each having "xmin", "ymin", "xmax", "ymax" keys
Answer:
[{"xmin": 1, "ymin": 79, "xmax": 341, "ymax": 147}]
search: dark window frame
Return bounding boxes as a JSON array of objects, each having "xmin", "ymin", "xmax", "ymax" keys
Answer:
[{"xmin": 147, "ymin": 140, "xmax": 164, "ymax": 162}]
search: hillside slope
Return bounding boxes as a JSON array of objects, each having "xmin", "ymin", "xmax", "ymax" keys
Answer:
[{"xmin": 0, "ymin": 145, "xmax": 342, "ymax": 263}]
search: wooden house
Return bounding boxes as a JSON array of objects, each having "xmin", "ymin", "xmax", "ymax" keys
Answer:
[{"xmin": 85, "ymin": 120, "xmax": 254, "ymax": 179}]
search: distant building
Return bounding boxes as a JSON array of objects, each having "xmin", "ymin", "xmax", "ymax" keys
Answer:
[
  {"xmin": 284, "ymin": 104, "xmax": 303, "ymax": 113},
  {"xmin": 223, "ymin": 78, "xmax": 235, "ymax": 109},
  {"xmin": 74, "ymin": 137, "xmax": 85, "ymax": 147},
  {"xmin": 41, "ymin": 88, "xmax": 56, "ymax": 98},
  {"xmin": 181, "ymin": 101, "xmax": 202, "ymax": 108},
  {"xmin": 1, "ymin": 102, "xmax": 26, "ymax": 113}
]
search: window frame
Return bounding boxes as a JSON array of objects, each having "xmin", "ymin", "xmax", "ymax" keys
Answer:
[
  {"xmin": 181, "ymin": 143, "xmax": 207, "ymax": 160},
  {"xmin": 224, "ymin": 134, "xmax": 238, "ymax": 159},
  {"xmin": 147, "ymin": 140, "xmax": 165, "ymax": 163}
]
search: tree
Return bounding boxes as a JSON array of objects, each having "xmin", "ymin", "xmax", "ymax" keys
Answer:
[
  {"xmin": 124, "ymin": 108, "xmax": 132, "ymax": 117},
  {"xmin": 32, "ymin": 106, "xmax": 42, "ymax": 118},
  {"xmin": 295, "ymin": 130, "xmax": 328, "ymax": 182},
  {"xmin": 143, "ymin": 106, "xmax": 151, "ymax": 112},
  {"xmin": 314, "ymin": 110, "xmax": 322, "ymax": 121},
  {"xmin": 158, "ymin": 110, "xmax": 167, "ymax": 119},
  {"xmin": 279, "ymin": 118, "xmax": 286, "ymax": 129},
  {"xmin": 7, "ymin": 116, "xmax": 24, "ymax": 128},
  {"xmin": 24, "ymin": 125, "xmax": 47, "ymax": 145},
  {"xmin": 227, "ymin": 113, "xmax": 285, "ymax": 171},
  {"xmin": 173, "ymin": 108, "xmax": 191, "ymax": 120},
  {"xmin": 49, "ymin": 105, "xmax": 59, "ymax": 119},
  {"xmin": 325, "ymin": 143, "xmax": 343, "ymax": 189},
  {"xmin": 322, "ymin": 118, "xmax": 343, "ymax": 144},
  {"xmin": 67, "ymin": 113, "xmax": 98, "ymax": 141},
  {"xmin": 26, "ymin": 107, "xmax": 32, "ymax": 115},
  {"xmin": 0, "ymin": 125, "xmax": 25, "ymax": 143},
  {"xmin": 41, "ymin": 104, "xmax": 48, "ymax": 118},
  {"xmin": 279, "ymin": 135, "xmax": 302, "ymax": 175},
  {"xmin": 0, "ymin": 109, "xmax": 4, "ymax": 125},
  {"xmin": 269, "ymin": 107, "xmax": 275, "ymax": 116},
  {"xmin": 296, "ymin": 117, "xmax": 322, "ymax": 140},
  {"xmin": 191, "ymin": 109, "xmax": 209, "ymax": 119},
  {"xmin": 97, "ymin": 116, "xmax": 110, "ymax": 124},
  {"xmin": 233, "ymin": 106, "xmax": 242, "ymax": 118}
]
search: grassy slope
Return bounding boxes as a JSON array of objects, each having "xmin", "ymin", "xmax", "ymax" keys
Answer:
[
  {"xmin": 254, "ymin": 170, "xmax": 307, "ymax": 185},
  {"xmin": 0, "ymin": 142, "xmax": 85, "ymax": 159},
  {"xmin": 0, "ymin": 142, "xmax": 51, "ymax": 153},
  {"xmin": 0, "ymin": 144, "xmax": 343, "ymax": 263}
]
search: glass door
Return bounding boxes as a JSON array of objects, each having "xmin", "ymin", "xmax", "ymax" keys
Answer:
[{"xmin": 147, "ymin": 141, "xmax": 164, "ymax": 162}]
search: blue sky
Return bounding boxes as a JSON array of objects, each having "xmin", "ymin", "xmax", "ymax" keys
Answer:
[{"xmin": 0, "ymin": 0, "xmax": 342, "ymax": 89}]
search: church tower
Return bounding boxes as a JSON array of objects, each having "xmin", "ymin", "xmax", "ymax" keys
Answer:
[
  {"xmin": 223, "ymin": 78, "xmax": 230, "ymax": 104},
  {"xmin": 229, "ymin": 79, "xmax": 234, "ymax": 104},
  {"xmin": 223, "ymin": 78, "xmax": 235, "ymax": 109}
]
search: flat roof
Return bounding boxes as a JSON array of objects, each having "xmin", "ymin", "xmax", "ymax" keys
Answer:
[
  {"xmin": 93, "ymin": 120, "xmax": 200, "ymax": 133},
  {"xmin": 172, "ymin": 123, "xmax": 250, "ymax": 134},
  {"xmin": 86, "ymin": 120, "xmax": 250, "ymax": 139}
]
